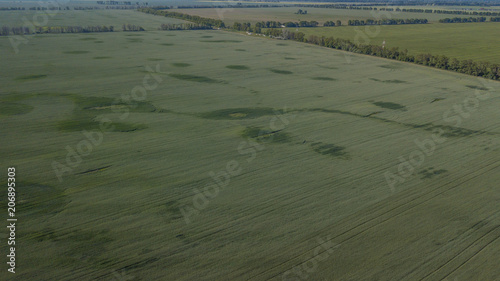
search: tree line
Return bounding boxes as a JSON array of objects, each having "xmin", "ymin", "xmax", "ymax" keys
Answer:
[
  {"xmin": 159, "ymin": 23, "xmax": 212, "ymax": 30},
  {"xmin": 347, "ymin": 18, "xmax": 428, "ymax": 26},
  {"xmin": 282, "ymin": 21, "xmax": 319, "ymax": 27},
  {"xmin": 491, "ymin": 17, "xmax": 500, "ymax": 22},
  {"xmin": 324, "ymin": 20, "xmax": 342, "ymax": 27},
  {"xmin": 0, "ymin": 6, "xmax": 139, "ymax": 11},
  {"xmin": 276, "ymin": 30, "xmax": 500, "ymax": 80},
  {"xmin": 0, "ymin": 26, "xmax": 30, "ymax": 36},
  {"xmin": 439, "ymin": 17, "xmax": 487, "ymax": 23},
  {"xmin": 0, "ymin": 25, "xmax": 115, "ymax": 35},
  {"xmin": 379, "ymin": 7, "xmax": 500, "ymax": 17},
  {"xmin": 138, "ymin": 8, "xmax": 225, "ymax": 28},
  {"xmin": 122, "ymin": 24, "xmax": 144, "ymax": 31},
  {"xmin": 38, "ymin": 25, "xmax": 115, "ymax": 33}
]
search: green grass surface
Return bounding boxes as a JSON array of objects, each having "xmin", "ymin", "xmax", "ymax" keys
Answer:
[
  {"xmin": 1, "ymin": 14, "xmax": 500, "ymax": 281},
  {"xmin": 290, "ymin": 22, "xmax": 500, "ymax": 64},
  {"xmin": 176, "ymin": 6, "xmax": 489, "ymax": 25},
  {"xmin": 0, "ymin": 9, "xmax": 187, "ymax": 31}
]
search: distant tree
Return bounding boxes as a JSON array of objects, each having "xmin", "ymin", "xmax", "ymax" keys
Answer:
[{"xmin": 323, "ymin": 21, "xmax": 335, "ymax": 27}]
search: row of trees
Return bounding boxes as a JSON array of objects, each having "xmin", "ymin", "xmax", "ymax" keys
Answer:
[
  {"xmin": 138, "ymin": 8, "xmax": 225, "ymax": 28},
  {"xmin": 347, "ymin": 18, "xmax": 428, "ymax": 26},
  {"xmin": 96, "ymin": 1, "xmax": 148, "ymax": 5},
  {"xmin": 273, "ymin": 30, "xmax": 500, "ymax": 80},
  {"xmin": 0, "ymin": 5, "xmax": 147, "ymax": 11},
  {"xmin": 122, "ymin": 24, "xmax": 144, "ymax": 31},
  {"xmin": 295, "ymin": 9, "xmax": 307, "ymax": 14},
  {"xmin": 282, "ymin": 21, "xmax": 319, "ymax": 27},
  {"xmin": 257, "ymin": 21, "xmax": 282, "ymax": 28},
  {"xmin": 0, "ymin": 25, "xmax": 115, "ymax": 35},
  {"xmin": 324, "ymin": 20, "xmax": 342, "ymax": 27},
  {"xmin": 379, "ymin": 7, "xmax": 500, "ymax": 17},
  {"xmin": 36, "ymin": 25, "xmax": 114, "ymax": 33},
  {"xmin": 159, "ymin": 23, "xmax": 211, "ymax": 30},
  {"xmin": 492, "ymin": 17, "xmax": 500, "ymax": 22},
  {"xmin": 0, "ymin": 7, "xmax": 27, "ymax": 10},
  {"xmin": 232, "ymin": 21, "xmax": 319, "ymax": 33},
  {"xmin": 0, "ymin": 26, "xmax": 30, "ymax": 36},
  {"xmin": 233, "ymin": 22, "xmax": 256, "ymax": 32},
  {"xmin": 439, "ymin": 17, "xmax": 487, "ymax": 23}
]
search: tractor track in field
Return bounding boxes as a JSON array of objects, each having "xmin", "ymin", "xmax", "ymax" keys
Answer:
[
  {"xmin": 400, "ymin": 211, "xmax": 500, "ymax": 280},
  {"xmin": 244, "ymin": 157, "xmax": 500, "ymax": 280},
  {"xmin": 421, "ymin": 223, "xmax": 500, "ymax": 280},
  {"xmin": 48, "ymin": 131, "xmax": 500, "ymax": 280}
]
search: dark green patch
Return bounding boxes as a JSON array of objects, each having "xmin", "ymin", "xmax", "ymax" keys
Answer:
[
  {"xmin": 0, "ymin": 182, "xmax": 67, "ymax": 218},
  {"xmin": 226, "ymin": 65, "xmax": 249, "ymax": 70},
  {"xmin": 63, "ymin": 51, "xmax": 89, "ymax": 54},
  {"xmin": 77, "ymin": 165, "xmax": 112, "ymax": 175},
  {"xmin": 311, "ymin": 142, "xmax": 348, "ymax": 158},
  {"xmin": 24, "ymin": 227, "xmax": 115, "ymax": 268},
  {"xmin": 57, "ymin": 118, "xmax": 147, "ymax": 132},
  {"xmin": 76, "ymin": 96, "xmax": 155, "ymax": 112},
  {"xmin": 200, "ymin": 40, "xmax": 242, "ymax": 43},
  {"xmin": 147, "ymin": 58, "xmax": 163, "ymax": 61},
  {"xmin": 168, "ymin": 73, "xmax": 221, "ymax": 83},
  {"xmin": 165, "ymin": 34, "xmax": 176, "ymax": 36},
  {"xmin": 79, "ymin": 37, "xmax": 97, "ymax": 41},
  {"xmin": 94, "ymin": 40, "xmax": 104, "ymax": 43},
  {"xmin": 276, "ymin": 43, "xmax": 288, "ymax": 46},
  {"xmin": 57, "ymin": 119, "xmax": 147, "ymax": 133},
  {"xmin": 424, "ymin": 124, "xmax": 479, "ymax": 137},
  {"xmin": 270, "ymin": 69, "xmax": 293, "ymax": 75},
  {"xmin": 171, "ymin": 63, "xmax": 191, "ymax": 67},
  {"xmin": 0, "ymin": 102, "xmax": 34, "ymax": 116},
  {"xmin": 158, "ymin": 200, "xmax": 184, "ymax": 223},
  {"xmin": 466, "ymin": 85, "xmax": 489, "ymax": 91},
  {"xmin": 430, "ymin": 97, "xmax": 446, "ymax": 103},
  {"xmin": 127, "ymin": 38, "xmax": 143, "ymax": 43},
  {"xmin": 419, "ymin": 167, "xmax": 448, "ymax": 179},
  {"xmin": 160, "ymin": 43, "xmax": 174, "ymax": 46},
  {"xmin": 241, "ymin": 126, "xmax": 291, "ymax": 143},
  {"xmin": 370, "ymin": 78, "xmax": 408, "ymax": 84},
  {"xmin": 125, "ymin": 34, "xmax": 143, "ymax": 36},
  {"xmin": 311, "ymin": 77, "xmax": 336, "ymax": 81},
  {"xmin": 201, "ymin": 35, "xmax": 213, "ymax": 38},
  {"xmin": 373, "ymin": 101, "xmax": 407, "ymax": 111},
  {"xmin": 93, "ymin": 56, "xmax": 111, "ymax": 59},
  {"xmin": 284, "ymin": 57, "xmax": 296, "ymax": 60},
  {"xmin": 379, "ymin": 64, "xmax": 403, "ymax": 70},
  {"xmin": 57, "ymin": 96, "xmax": 153, "ymax": 132},
  {"xmin": 235, "ymin": 48, "xmax": 246, "ymax": 51},
  {"xmin": 15, "ymin": 74, "xmax": 47, "ymax": 81},
  {"xmin": 199, "ymin": 107, "xmax": 275, "ymax": 120}
]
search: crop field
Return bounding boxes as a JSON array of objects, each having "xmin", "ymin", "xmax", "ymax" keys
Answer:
[
  {"xmin": 175, "ymin": 6, "xmax": 488, "ymax": 25},
  {"xmin": 1, "ymin": 12, "xmax": 500, "ymax": 279},
  {"xmin": 0, "ymin": 9, "xmax": 187, "ymax": 30},
  {"xmin": 289, "ymin": 22, "xmax": 500, "ymax": 64}
]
